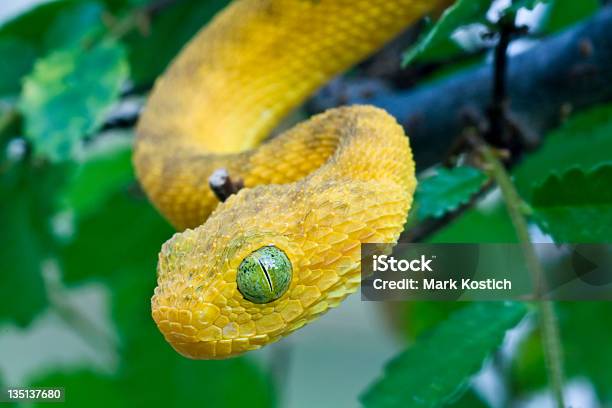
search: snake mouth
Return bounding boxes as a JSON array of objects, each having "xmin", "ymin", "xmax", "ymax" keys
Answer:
[{"xmin": 151, "ymin": 303, "xmax": 267, "ymax": 359}]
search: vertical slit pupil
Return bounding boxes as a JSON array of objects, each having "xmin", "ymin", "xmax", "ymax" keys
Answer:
[{"xmin": 257, "ymin": 258, "xmax": 274, "ymax": 292}]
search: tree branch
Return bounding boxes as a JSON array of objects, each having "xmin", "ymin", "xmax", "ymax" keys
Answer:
[
  {"xmin": 103, "ymin": 9, "xmax": 612, "ymax": 152},
  {"xmin": 309, "ymin": 7, "xmax": 612, "ymax": 168},
  {"xmin": 98, "ymin": 7, "xmax": 612, "ymax": 252}
]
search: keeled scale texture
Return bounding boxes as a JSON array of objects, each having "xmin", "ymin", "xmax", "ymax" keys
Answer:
[
  {"xmin": 135, "ymin": 0, "xmax": 442, "ymax": 359},
  {"xmin": 151, "ymin": 107, "xmax": 415, "ymax": 359}
]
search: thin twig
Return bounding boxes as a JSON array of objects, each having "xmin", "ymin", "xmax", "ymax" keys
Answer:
[
  {"xmin": 475, "ymin": 136, "xmax": 566, "ymax": 408},
  {"xmin": 486, "ymin": 12, "xmax": 530, "ymax": 156},
  {"xmin": 208, "ymin": 168, "xmax": 244, "ymax": 202},
  {"xmin": 478, "ymin": 8, "xmax": 566, "ymax": 406},
  {"xmin": 488, "ymin": 14, "xmax": 513, "ymax": 145}
]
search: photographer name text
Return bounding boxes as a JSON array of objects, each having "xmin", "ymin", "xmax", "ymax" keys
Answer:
[{"xmin": 370, "ymin": 255, "xmax": 512, "ymax": 291}]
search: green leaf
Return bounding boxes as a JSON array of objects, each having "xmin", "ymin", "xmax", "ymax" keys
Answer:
[
  {"xmin": 531, "ymin": 165, "xmax": 612, "ymax": 243},
  {"xmin": 428, "ymin": 202, "xmax": 518, "ymax": 243},
  {"xmin": 402, "ymin": 0, "xmax": 491, "ymax": 67},
  {"xmin": 124, "ymin": 0, "xmax": 229, "ymax": 86},
  {"xmin": 0, "ymin": 1, "xmax": 104, "ymax": 52},
  {"xmin": 416, "ymin": 166, "xmax": 488, "ymax": 220},
  {"xmin": 0, "ymin": 37, "xmax": 37, "ymax": 96},
  {"xmin": 403, "ymin": 302, "xmax": 466, "ymax": 341},
  {"xmin": 59, "ymin": 190, "xmax": 172, "ymax": 284},
  {"xmin": 102, "ymin": 0, "xmax": 147, "ymax": 13},
  {"xmin": 516, "ymin": 0, "xmax": 546, "ymax": 10},
  {"xmin": 445, "ymin": 389, "xmax": 490, "ymax": 408},
  {"xmin": 0, "ymin": 1, "xmax": 108, "ymax": 97},
  {"xmin": 43, "ymin": 2, "xmax": 106, "ymax": 50},
  {"xmin": 0, "ymin": 162, "xmax": 69, "ymax": 326},
  {"xmin": 19, "ymin": 40, "xmax": 129, "ymax": 161},
  {"xmin": 559, "ymin": 302, "xmax": 612, "ymax": 402},
  {"xmin": 539, "ymin": 0, "xmax": 600, "ymax": 34},
  {"xmin": 61, "ymin": 133, "xmax": 134, "ymax": 219},
  {"xmin": 513, "ymin": 104, "xmax": 612, "ymax": 201},
  {"xmin": 360, "ymin": 302, "xmax": 527, "ymax": 408},
  {"xmin": 0, "ymin": 2, "xmax": 73, "ymax": 48}
]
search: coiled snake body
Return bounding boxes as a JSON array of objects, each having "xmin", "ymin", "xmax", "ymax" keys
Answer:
[{"xmin": 135, "ymin": 0, "xmax": 442, "ymax": 359}]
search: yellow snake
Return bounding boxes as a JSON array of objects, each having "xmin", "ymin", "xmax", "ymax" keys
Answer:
[{"xmin": 134, "ymin": 0, "xmax": 444, "ymax": 359}]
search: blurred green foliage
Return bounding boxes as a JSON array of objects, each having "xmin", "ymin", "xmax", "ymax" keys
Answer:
[
  {"xmin": 0, "ymin": 0, "xmax": 611, "ymax": 407},
  {"xmin": 124, "ymin": 0, "xmax": 228, "ymax": 86},
  {"xmin": 0, "ymin": 1, "xmax": 276, "ymax": 406},
  {"xmin": 512, "ymin": 302, "xmax": 612, "ymax": 401},
  {"xmin": 539, "ymin": 0, "xmax": 600, "ymax": 33},
  {"xmin": 20, "ymin": 40, "xmax": 128, "ymax": 161},
  {"xmin": 0, "ymin": 160, "xmax": 66, "ymax": 325},
  {"xmin": 0, "ymin": 38, "xmax": 36, "ymax": 96},
  {"xmin": 43, "ymin": 2, "xmax": 105, "ymax": 50}
]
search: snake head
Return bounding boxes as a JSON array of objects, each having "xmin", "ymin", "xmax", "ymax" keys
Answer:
[
  {"xmin": 150, "ymin": 197, "xmax": 311, "ymax": 359},
  {"xmin": 150, "ymin": 177, "xmax": 375, "ymax": 359}
]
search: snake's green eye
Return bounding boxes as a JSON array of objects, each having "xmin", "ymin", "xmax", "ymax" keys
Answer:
[{"xmin": 236, "ymin": 245, "xmax": 292, "ymax": 304}]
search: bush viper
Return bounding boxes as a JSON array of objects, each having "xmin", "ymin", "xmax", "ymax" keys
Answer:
[{"xmin": 134, "ymin": 0, "xmax": 444, "ymax": 359}]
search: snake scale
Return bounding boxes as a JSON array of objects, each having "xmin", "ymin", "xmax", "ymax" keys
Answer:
[{"xmin": 134, "ymin": 0, "xmax": 444, "ymax": 359}]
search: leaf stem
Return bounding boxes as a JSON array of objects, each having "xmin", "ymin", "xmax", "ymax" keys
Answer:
[{"xmin": 478, "ymin": 140, "xmax": 566, "ymax": 408}]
